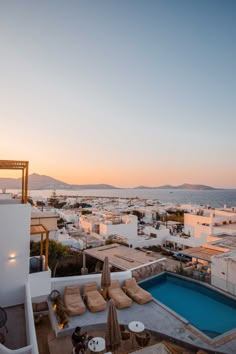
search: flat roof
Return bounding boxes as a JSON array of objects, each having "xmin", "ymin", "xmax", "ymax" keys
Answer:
[
  {"xmin": 211, "ymin": 234, "xmax": 236, "ymax": 249},
  {"xmin": 181, "ymin": 246, "xmax": 226, "ymax": 262},
  {"xmin": 84, "ymin": 243, "xmax": 162, "ymax": 270},
  {"xmin": 214, "ymin": 223, "xmax": 236, "ymax": 231},
  {"xmin": 30, "ymin": 224, "xmax": 48, "ymax": 235}
]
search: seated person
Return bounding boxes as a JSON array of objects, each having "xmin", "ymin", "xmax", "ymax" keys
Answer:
[
  {"xmin": 72, "ymin": 326, "xmax": 87, "ymax": 348},
  {"xmin": 72, "ymin": 342, "xmax": 85, "ymax": 354}
]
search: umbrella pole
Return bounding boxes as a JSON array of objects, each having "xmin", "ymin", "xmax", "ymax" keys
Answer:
[{"xmin": 102, "ymin": 287, "xmax": 108, "ymax": 299}]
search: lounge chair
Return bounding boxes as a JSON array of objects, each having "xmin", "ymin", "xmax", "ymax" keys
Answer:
[
  {"xmin": 108, "ymin": 280, "xmax": 132, "ymax": 309},
  {"xmin": 123, "ymin": 278, "xmax": 152, "ymax": 304},
  {"xmin": 64, "ymin": 286, "xmax": 86, "ymax": 316},
  {"xmin": 83, "ymin": 282, "xmax": 106, "ymax": 313}
]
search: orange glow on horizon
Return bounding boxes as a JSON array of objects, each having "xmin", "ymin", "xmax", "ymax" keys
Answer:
[{"xmin": 0, "ymin": 158, "xmax": 235, "ymax": 189}]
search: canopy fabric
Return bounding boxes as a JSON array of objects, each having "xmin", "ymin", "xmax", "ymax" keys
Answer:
[
  {"xmin": 105, "ymin": 299, "xmax": 121, "ymax": 351},
  {"xmin": 101, "ymin": 256, "xmax": 111, "ymax": 299}
]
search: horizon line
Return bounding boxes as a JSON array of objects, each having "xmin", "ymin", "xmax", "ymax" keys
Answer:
[{"xmin": 1, "ymin": 172, "xmax": 236, "ymax": 190}]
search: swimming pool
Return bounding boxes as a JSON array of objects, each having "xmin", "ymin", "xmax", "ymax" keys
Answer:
[{"xmin": 140, "ymin": 273, "xmax": 236, "ymax": 338}]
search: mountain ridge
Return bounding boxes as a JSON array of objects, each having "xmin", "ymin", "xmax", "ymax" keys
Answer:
[
  {"xmin": 0, "ymin": 174, "xmax": 118, "ymax": 190},
  {"xmin": 0, "ymin": 174, "xmax": 220, "ymax": 190}
]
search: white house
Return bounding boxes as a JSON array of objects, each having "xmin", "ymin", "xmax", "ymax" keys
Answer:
[
  {"xmin": 99, "ymin": 214, "xmax": 138, "ymax": 240},
  {"xmin": 211, "ymin": 251, "xmax": 236, "ymax": 295},
  {"xmin": 57, "ymin": 209, "xmax": 80, "ymax": 224}
]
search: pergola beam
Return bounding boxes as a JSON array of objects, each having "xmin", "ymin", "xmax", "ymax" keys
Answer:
[
  {"xmin": 0, "ymin": 160, "xmax": 29, "ymax": 203},
  {"xmin": 30, "ymin": 224, "xmax": 49, "ymax": 271}
]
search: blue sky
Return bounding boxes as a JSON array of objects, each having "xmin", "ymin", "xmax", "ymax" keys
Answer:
[{"xmin": 0, "ymin": 0, "xmax": 235, "ymax": 187}]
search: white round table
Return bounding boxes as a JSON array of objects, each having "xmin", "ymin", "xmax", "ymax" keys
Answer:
[
  {"xmin": 88, "ymin": 337, "xmax": 106, "ymax": 353},
  {"xmin": 128, "ymin": 321, "xmax": 145, "ymax": 333}
]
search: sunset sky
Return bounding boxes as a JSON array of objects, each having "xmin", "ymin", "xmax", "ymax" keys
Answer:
[{"xmin": 1, "ymin": 0, "xmax": 235, "ymax": 188}]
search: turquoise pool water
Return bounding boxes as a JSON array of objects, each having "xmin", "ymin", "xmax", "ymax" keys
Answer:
[{"xmin": 140, "ymin": 273, "xmax": 236, "ymax": 338}]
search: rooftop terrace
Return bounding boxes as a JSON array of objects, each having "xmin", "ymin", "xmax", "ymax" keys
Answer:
[{"xmin": 46, "ymin": 289, "xmax": 236, "ymax": 353}]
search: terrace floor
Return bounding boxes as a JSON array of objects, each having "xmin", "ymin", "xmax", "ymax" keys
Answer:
[
  {"xmin": 46, "ymin": 297, "xmax": 236, "ymax": 354},
  {"xmin": 0, "ymin": 304, "xmax": 27, "ymax": 350},
  {"xmin": 36, "ymin": 315, "xmax": 196, "ymax": 354}
]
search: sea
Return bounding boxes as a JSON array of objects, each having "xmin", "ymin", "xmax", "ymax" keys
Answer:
[{"xmin": 10, "ymin": 188, "xmax": 236, "ymax": 208}]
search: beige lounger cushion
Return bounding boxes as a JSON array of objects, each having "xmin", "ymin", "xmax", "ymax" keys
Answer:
[
  {"xmin": 108, "ymin": 280, "xmax": 132, "ymax": 309},
  {"xmin": 83, "ymin": 282, "xmax": 106, "ymax": 313},
  {"xmin": 123, "ymin": 278, "xmax": 152, "ymax": 304},
  {"xmin": 64, "ymin": 286, "xmax": 86, "ymax": 316}
]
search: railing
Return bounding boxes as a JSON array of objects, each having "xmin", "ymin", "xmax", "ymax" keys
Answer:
[
  {"xmin": 24, "ymin": 283, "xmax": 39, "ymax": 354},
  {"xmin": 211, "ymin": 275, "xmax": 236, "ymax": 296}
]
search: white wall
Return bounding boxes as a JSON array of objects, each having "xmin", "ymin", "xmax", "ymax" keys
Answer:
[
  {"xmin": 166, "ymin": 235, "xmax": 203, "ymax": 248},
  {"xmin": 80, "ymin": 218, "xmax": 94, "ymax": 233},
  {"xmin": 57, "ymin": 210, "xmax": 79, "ymax": 223},
  {"xmin": 24, "ymin": 283, "xmax": 39, "ymax": 354},
  {"xmin": 100, "ymin": 215, "xmax": 137, "ymax": 239},
  {"xmin": 184, "ymin": 223, "xmax": 210, "ymax": 241},
  {"xmin": 50, "ymin": 270, "xmax": 132, "ymax": 295},
  {"xmin": 130, "ymin": 238, "xmax": 161, "ymax": 248},
  {"xmin": 0, "ymin": 203, "xmax": 31, "ymax": 307},
  {"xmin": 211, "ymin": 252, "xmax": 236, "ymax": 295},
  {"xmin": 29, "ymin": 268, "xmax": 52, "ymax": 299},
  {"xmin": 184, "ymin": 213, "xmax": 212, "ymax": 232}
]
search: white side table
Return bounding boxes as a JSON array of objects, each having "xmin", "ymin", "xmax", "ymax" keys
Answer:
[
  {"xmin": 128, "ymin": 321, "xmax": 145, "ymax": 333},
  {"xmin": 88, "ymin": 337, "xmax": 106, "ymax": 353}
]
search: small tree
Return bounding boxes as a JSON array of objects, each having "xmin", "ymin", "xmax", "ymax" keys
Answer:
[
  {"xmin": 57, "ymin": 217, "xmax": 65, "ymax": 229},
  {"xmin": 81, "ymin": 210, "xmax": 92, "ymax": 215},
  {"xmin": 30, "ymin": 240, "xmax": 70, "ymax": 276},
  {"xmin": 27, "ymin": 197, "xmax": 34, "ymax": 206},
  {"xmin": 132, "ymin": 210, "xmax": 143, "ymax": 221}
]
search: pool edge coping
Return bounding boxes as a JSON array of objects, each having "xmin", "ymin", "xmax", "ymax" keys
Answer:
[{"xmin": 139, "ymin": 271, "xmax": 236, "ymax": 347}]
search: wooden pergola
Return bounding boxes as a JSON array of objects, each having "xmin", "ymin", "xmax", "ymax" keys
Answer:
[
  {"xmin": 30, "ymin": 224, "xmax": 49, "ymax": 270},
  {"xmin": 0, "ymin": 160, "xmax": 29, "ymax": 203}
]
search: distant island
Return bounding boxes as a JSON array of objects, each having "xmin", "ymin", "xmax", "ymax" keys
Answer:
[
  {"xmin": 0, "ymin": 173, "xmax": 219, "ymax": 191},
  {"xmin": 134, "ymin": 184, "xmax": 218, "ymax": 190}
]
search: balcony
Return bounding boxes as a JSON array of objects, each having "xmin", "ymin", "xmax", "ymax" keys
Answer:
[{"xmin": 0, "ymin": 284, "xmax": 38, "ymax": 354}]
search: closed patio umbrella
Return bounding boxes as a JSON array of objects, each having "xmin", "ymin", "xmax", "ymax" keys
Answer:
[
  {"xmin": 101, "ymin": 256, "xmax": 111, "ymax": 299},
  {"xmin": 105, "ymin": 299, "xmax": 121, "ymax": 352}
]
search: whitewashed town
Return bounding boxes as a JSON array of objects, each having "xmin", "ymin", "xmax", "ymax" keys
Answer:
[{"xmin": 1, "ymin": 161, "xmax": 236, "ymax": 354}]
